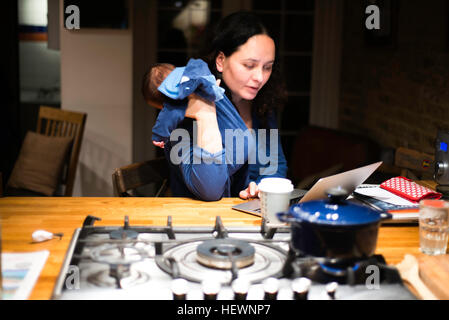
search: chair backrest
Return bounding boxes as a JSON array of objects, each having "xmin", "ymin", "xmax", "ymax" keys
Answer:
[
  {"xmin": 37, "ymin": 106, "xmax": 87, "ymax": 196},
  {"xmin": 112, "ymin": 157, "xmax": 169, "ymax": 197}
]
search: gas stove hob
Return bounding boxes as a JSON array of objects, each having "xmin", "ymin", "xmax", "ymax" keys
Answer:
[{"xmin": 52, "ymin": 215, "xmax": 416, "ymax": 300}]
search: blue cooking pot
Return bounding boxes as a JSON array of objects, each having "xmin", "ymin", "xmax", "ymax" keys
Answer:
[{"xmin": 277, "ymin": 188, "xmax": 392, "ymax": 259}]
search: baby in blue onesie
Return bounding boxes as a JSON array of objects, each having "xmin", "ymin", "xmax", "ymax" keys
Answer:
[
  {"xmin": 142, "ymin": 59, "xmax": 224, "ymax": 149},
  {"xmin": 141, "ymin": 62, "xmax": 174, "ymax": 148}
]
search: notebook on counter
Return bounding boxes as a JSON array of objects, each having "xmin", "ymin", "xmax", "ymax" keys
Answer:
[{"xmin": 352, "ymin": 184, "xmax": 419, "ymax": 223}]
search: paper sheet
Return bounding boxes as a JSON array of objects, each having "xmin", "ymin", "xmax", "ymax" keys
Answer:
[
  {"xmin": 355, "ymin": 185, "xmax": 419, "ymax": 206},
  {"xmin": 1, "ymin": 250, "xmax": 49, "ymax": 300}
]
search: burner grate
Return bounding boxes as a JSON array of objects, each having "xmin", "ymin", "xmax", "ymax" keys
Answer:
[
  {"xmin": 155, "ymin": 239, "xmax": 287, "ymax": 284},
  {"xmin": 196, "ymin": 239, "xmax": 256, "ymax": 270}
]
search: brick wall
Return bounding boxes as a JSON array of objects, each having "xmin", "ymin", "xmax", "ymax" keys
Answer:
[{"xmin": 339, "ymin": 0, "xmax": 449, "ymax": 154}]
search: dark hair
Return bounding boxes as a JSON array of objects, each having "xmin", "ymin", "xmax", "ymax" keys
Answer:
[
  {"xmin": 141, "ymin": 63, "xmax": 175, "ymax": 108},
  {"xmin": 201, "ymin": 11, "xmax": 287, "ymax": 128}
]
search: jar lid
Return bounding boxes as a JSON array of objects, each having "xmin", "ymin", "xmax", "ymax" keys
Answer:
[
  {"xmin": 288, "ymin": 188, "xmax": 383, "ymax": 226},
  {"xmin": 258, "ymin": 178, "xmax": 293, "ymax": 194},
  {"xmin": 420, "ymin": 199, "xmax": 449, "ymax": 208}
]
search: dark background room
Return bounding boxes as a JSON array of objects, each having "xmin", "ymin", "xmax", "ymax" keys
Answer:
[{"xmin": 1, "ymin": 0, "xmax": 448, "ymax": 197}]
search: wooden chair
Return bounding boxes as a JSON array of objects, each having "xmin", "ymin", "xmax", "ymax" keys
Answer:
[
  {"xmin": 112, "ymin": 157, "xmax": 169, "ymax": 197},
  {"xmin": 37, "ymin": 106, "xmax": 87, "ymax": 196},
  {"xmin": 6, "ymin": 106, "xmax": 87, "ymax": 197}
]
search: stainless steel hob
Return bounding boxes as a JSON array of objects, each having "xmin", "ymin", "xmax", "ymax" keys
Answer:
[{"xmin": 52, "ymin": 216, "xmax": 416, "ymax": 300}]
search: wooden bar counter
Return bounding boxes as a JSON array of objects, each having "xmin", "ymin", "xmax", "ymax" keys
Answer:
[{"xmin": 0, "ymin": 196, "xmax": 423, "ymax": 300}]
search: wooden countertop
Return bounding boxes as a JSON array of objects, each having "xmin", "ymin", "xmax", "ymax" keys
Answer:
[{"xmin": 0, "ymin": 196, "xmax": 424, "ymax": 300}]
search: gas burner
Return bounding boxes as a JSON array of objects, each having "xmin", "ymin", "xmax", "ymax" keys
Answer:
[
  {"xmin": 196, "ymin": 239, "xmax": 255, "ymax": 269},
  {"xmin": 156, "ymin": 240, "xmax": 286, "ymax": 284},
  {"xmin": 90, "ymin": 244, "xmax": 147, "ymax": 265},
  {"xmin": 284, "ymin": 252, "xmax": 402, "ymax": 285},
  {"xmin": 88, "ymin": 243, "xmax": 150, "ymax": 289},
  {"xmin": 87, "ymin": 266, "xmax": 150, "ymax": 289},
  {"xmin": 319, "ymin": 260, "xmax": 361, "ymax": 277},
  {"xmin": 109, "ymin": 216, "xmax": 139, "ymax": 240}
]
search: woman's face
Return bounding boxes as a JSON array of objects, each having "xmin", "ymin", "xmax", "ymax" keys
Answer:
[{"xmin": 216, "ymin": 34, "xmax": 275, "ymax": 102}]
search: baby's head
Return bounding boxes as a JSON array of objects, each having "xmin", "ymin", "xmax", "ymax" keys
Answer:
[{"xmin": 142, "ymin": 63, "xmax": 175, "ymax": 109}]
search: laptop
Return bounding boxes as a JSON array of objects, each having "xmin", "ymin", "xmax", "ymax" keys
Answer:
[{"xmin": 232, "ymin": 161, "xmax": 383, "ymax": 216}]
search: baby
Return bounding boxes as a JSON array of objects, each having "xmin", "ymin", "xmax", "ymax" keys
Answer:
[
  {"xmin": 142, "ymin": 63, "xmax": 175, "ymax": 110},
  {"xmin": 141, "ymin": 59, "xmax": 224, "ymax": 149},
  {"xmin": 141, "ymin": 63, "xmax": 175, "ymax": 148}
]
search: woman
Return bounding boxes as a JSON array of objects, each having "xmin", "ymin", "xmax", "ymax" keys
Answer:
[{"xmin": 162, "ymin": 11, "xmax": 288, "ymax": 201}]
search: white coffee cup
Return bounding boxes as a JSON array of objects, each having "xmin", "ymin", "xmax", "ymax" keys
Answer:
[{"xmin": 258, "ymin": 178, "xmax": 293, "ymax": 226}]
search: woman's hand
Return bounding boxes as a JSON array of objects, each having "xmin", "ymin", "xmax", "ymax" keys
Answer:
[
  {"xmin": 184, "ymin": 93, "xmax": 216, "ymax": 120},
  {"xmin": 184, "ymin": 79, "xmax": 221, "ymax": 120},
  {"xmin": 239, "ymin": 181, "xmax": 259, "ymax": 199}
]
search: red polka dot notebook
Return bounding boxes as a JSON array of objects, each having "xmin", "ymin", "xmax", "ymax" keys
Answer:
[{"xmin": 380, "ymin": 176, "xmax": 442, "ymax": 202}]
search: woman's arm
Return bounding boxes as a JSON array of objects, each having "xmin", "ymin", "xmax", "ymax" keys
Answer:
[
  {"xmin": 185, "ymin": 94, "xmax": 222, "ymax": 154},
  {"xmin": 167, "ymin": 94, "xmax": 230, "ymax": 201}
]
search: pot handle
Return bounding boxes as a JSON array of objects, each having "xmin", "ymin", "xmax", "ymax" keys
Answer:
[
  {"xmin": 379, "ymin": 211, "xmax": 393, "ymax": 220},
  {"xmin": 276, "ymin": 211, "xmax": 297, "ymax": 223}
]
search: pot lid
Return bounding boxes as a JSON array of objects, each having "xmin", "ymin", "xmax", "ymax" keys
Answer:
[{"xmin": 288, "ymin": 188, "xmax": 383, "ymax": 226}]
